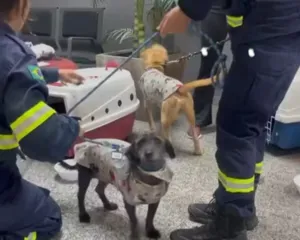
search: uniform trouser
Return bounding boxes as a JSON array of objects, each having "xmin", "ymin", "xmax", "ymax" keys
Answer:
[
  {"xmin": 214, "ymin": 32, "xmax": 300, "ymax": 218},
  {"xmin": 193, "ymin": 10, "xmax": 227, "ymax": 127},
  {"xmin": 0, "ymin": 179, "xmax": 62, "ymax": 240}
]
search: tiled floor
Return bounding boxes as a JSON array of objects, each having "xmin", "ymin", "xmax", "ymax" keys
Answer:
[{"xmin": 21, "ymin": 112, "xmax": 300, "ymax": 240}]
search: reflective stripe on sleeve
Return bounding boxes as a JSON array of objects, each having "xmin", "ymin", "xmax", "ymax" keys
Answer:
[
  {"xmin": 10, "ymin": 101, "xmax": 56, "ymax": 141},
  {"xmin": 226, "ymin": 15, "xmax": 243, "ymax": 28},
  {"xmin": 255, "ymin": 162, "xmax": 263, "ymax": 174},
  {"xmin": 24, "ymin": 231, "xmax": 37, "ymax": 240},
  {"xmin": 0, "ymin": 134, "xmax": 19, "ymax": 150},
  {"xmin": 218, "ymin": 170, "xmax": 255, "ymax": 193}
]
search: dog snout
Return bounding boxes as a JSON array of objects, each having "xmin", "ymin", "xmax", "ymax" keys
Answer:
[{"xmin": 145, "ymin": 151, "xmax": 153, "ymax": 159}]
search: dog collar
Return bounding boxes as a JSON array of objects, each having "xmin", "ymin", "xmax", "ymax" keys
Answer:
[
  {"xmin": 137, "ymin": 165, "xmax": 173, "ymax": 183},
  {"xmin": 145, "ymin": 65, "xmax": 165, "ymax": 72}
]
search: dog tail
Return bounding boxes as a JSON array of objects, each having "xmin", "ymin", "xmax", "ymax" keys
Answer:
[
  {"xmin": 177, "ymin": 77, "xmax": 213, "ymax": 94},
  {"xmin": 58, "ymin": 160, "xmax": 78, "ymax": 170}
]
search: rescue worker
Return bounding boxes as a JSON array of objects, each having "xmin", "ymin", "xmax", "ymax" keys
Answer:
[
  {"xmin": 159, "ymin": 0, "xmax": 300, "ymax": 239},
  {"xmin": 0, "ymin": 0, "xmax": 85, "ymax": 239},
  {"xmin": 187, "ymin": 0, "xmax": 227, "ymax": 138}
]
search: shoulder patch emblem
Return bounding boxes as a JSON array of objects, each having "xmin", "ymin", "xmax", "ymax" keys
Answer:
[{"xmin": 27, "ymin": 65, "xmax": 44, "ymax": 81}]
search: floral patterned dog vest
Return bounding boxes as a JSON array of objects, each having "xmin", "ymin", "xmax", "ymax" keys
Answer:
[
  {"xmin": 140, "ymin": 68, "xmax": 183, "ymax": 105},
  {"xmin": 74, "ymin": 140, "xmax": 173, "ymax": 206}
]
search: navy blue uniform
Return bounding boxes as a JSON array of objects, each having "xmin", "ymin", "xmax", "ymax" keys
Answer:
[
  {"xmin": 172, "ymin": 0, "xmax": 300, "ymax": 240},
  {"xmin": 0, "ymin": 22, "xmax": 80, "ymax": 239}
]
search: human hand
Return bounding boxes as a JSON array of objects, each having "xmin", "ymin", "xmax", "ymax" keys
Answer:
[
  {"xmin": 158, "ymin": 6, "xmax": 191, "ymax": 38},
  {"xmin": 59, "ymin": 69, "xmax": 84, "ymax": 85}
]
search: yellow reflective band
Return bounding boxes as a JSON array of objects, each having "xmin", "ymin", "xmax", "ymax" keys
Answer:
[
  {"xmin": 0, "ymin": 134, "xmax": 19, "ymax": 150},
  {"xmin": 24, "ymin": 231, "xmax": 37, "ymax": 240},
  {"xmin": 255, "ymin": 162, "xmax": 263, "ymax": 174},
  {"xmin": 218, "ymin": 170, "xmax": 255, "ymax": 193},
  {"xmin": 10, "ymin": 101, "xmax": 56, "ymax": 141},
  {"xmin": 226, "ymin": 15, "xmax": 243, "ymax": 28}
]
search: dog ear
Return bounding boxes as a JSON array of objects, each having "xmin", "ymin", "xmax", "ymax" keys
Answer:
[
  {"xmin": 165, "ymin": 139, "xmax": 176, "ymax": 159},
  {"xmin": 125, "ymin": 133, "xmax": 138, "ymax": 144},
  {"xmin": 125, "ymin": 143, "xmax": 140, "ymax": 166}
]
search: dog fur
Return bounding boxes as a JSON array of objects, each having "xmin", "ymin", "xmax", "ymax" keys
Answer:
[
  {"xmin": 140, "ymin": 44, "xmax": 214, "ymax": 155},
  {"xmin": 62, "ymin": 133, "xmax": 175, "ymax": 239}
]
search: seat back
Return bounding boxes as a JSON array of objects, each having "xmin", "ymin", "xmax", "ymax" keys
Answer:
[
  {"xmin": 57, "ymin": 8, "xmax": 105, "ymax": 63},
  {"xmin": 22, "ymin": 8, "xmax": 59, "ymax": 49}
]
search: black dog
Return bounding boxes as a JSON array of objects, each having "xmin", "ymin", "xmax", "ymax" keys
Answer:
[{"xmin": 61, "ymin": 133, "xmax": 175, "ymax": 239}]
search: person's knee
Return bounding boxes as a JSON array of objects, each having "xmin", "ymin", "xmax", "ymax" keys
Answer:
[
  {"xmin": 33, "ymin": 197, "xmax": 62, "ymax": 239},
  {"xmin": 216, "ymin": 105, "xmax": 261, "ymax": 139},
  {"xmin": 46, "ymin": 215, "xmax": 62, "ymax": 238},
  {"xmin": 41, "ymin": 198, "xmax": 62, "ymax": 238},
  {"xmin": 0, "ymin": 181, "xmax": 62, "ymax": 240},
  {"xmin": 215, "ymin": 106, "xmax": 259, "ymax": 169},
  {"xmin": 23, "ymin": 216, "xmax": 62, "ymax": 240}
]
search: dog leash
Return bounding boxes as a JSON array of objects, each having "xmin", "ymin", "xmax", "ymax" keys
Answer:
[
  {"xmin": 65, "ymin": 31, "xmax": 228, "ymax": 147},
  {"xmin": 199, "ymin": 31, "xmax": 229, "ymax": 87},
  {"xmin": 167, "ymin": 36, "xmax": 230, "ymax": 87},
  {"xmin": 168, "ymin": 38, "xmax": 229, "ymax": 63},
  {"xmin": 67, "ymin": 32, "xmax": 228, "ymax": 115},
  {"xmin": 66, "ymin": 32, "xmax": 160, "ymax": 115},
  {"xmin": 64, "ymin": 32, "xmax": 160, "ymax": 149}
]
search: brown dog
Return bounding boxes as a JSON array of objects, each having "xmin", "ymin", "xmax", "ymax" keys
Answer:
[{"xmin": 140, "ymin": 44, "xmax": 214, "ymax": 155}]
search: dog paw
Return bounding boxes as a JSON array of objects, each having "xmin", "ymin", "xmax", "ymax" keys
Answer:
[
  {"xmin": 146, "ymin": 228, "xmax": 161, "ymax": 239},
  {"xmin": 104, "ymin": 202, "xmax": 118, "ymax": 211},
  {"xmin": 79, "ymin": 213, "xmax": 91, "ymax": 223}
]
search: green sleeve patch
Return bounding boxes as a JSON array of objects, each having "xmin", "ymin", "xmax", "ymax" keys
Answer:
[{"xmin": 27, "ymin": 65, "xmax": 45, "ymax": 81}]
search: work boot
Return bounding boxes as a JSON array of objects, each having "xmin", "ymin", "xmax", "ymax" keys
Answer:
[
  {"xmin": 170, "ymin": 205, "xmax": 248, "ymax": 240},
  {"xmin": 188, "ymin": 198, "xmax": 258, "ymax": 231}
]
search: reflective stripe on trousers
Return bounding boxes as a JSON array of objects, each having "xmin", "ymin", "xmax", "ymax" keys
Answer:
[
  {"xmin": 255, "ymin": 162, "xmax": 263, "ymax": 174},
  {"xmin": 0, "ymin": 134, "xmax": 18, "ymax": 150},
  {"xmin": 24, "ymin": 232, "xmax": 37, "ymax": 240},
  {"xmin": 226, "ymin": 15, "xmax": 243, "ymax": 28},
  {"xmin": 10, "ymin": 101, "xmax": 56, "ymax": 141},
  {"xmin": 218, "ymin": 170, "xmax": 255, "ymax": 193}
]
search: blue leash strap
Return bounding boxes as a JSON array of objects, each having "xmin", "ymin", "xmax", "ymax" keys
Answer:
[{"xmin": 67, "ymin": 32, "xmax": 160, "ymax": 115}]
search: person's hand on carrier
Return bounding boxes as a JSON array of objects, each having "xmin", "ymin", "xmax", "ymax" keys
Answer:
[
  {"xmin": 59, "ymin": 69, "xmax": 84, "ymax": 85},
  {"xmin": 158, "ymin": 6, "xmax": 191, "ymax": 37}
]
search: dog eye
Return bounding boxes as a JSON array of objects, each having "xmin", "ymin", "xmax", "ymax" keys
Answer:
[
  {"xmin": 153, "ymin": 137, "xmax": 163, "ymax": 144},
  {"xmin": 137, "ymin": 138, "xmax": 147, "ymax": 147}
]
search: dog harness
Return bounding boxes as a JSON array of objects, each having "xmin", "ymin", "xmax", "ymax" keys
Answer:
[
  {"xmin": 74, "ymin": 141, "xmax": 173, "ymax": 206},
  {"xmin": 140, "ymin": 68, "xmax": 183, "ymax": 105}
]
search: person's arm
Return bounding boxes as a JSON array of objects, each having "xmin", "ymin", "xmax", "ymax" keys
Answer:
[
  {"xmin": 40, "ymin": 67, "xmax": 59, "ymax": 84},
  {"xmin": 177, "ymin": 0, "xmax": 214, "ymax": 21},
  {"xmin": 3, "ymin": 56, "xmax": 80, "ymax": 162}
]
